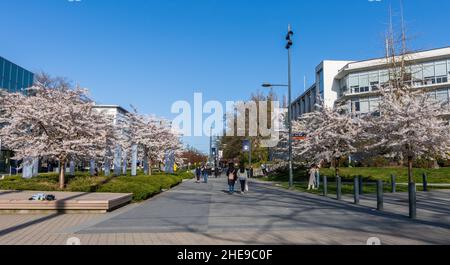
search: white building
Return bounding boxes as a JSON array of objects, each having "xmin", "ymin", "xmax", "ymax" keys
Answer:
[
  {"xmin": 92, "ymin": 104, "xmax": 129, "ymax": 125},
  {"xmin": 291, "ymin": 46, "xmax": 450, "ymax": 119}
]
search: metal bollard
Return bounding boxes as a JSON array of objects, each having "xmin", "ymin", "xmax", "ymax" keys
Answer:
[
  {"xmin": 391, "ymin": 174, "xmax": 396, "ymax": 193},
  {"xmin": 377, "ymin": 180, "xmax": 384, "ymax": 211},
  {"xmin": 409, "ymin": 182, "xmax": 417, "ymax": 219},
  {"xmin": 354, "ymin": 177, "xmax": 360, "ymax": 204},
  {"xmin": 336, "ymin": 176, "xmax": 342, "ymax": 200},
  {"xmin": 422, "ymin": 173, "xmax": 428, "ymax": 192},
  {"xmin": 323, "ymin": 176, "xmax": 328, "ymax": 197},
  {"xmin": 316, "ymin": 171, "xmax": 320, "ymax": 189},
  {"xmin": 358, "ymin": 175, "xmax": 363, "ymax": 195}
]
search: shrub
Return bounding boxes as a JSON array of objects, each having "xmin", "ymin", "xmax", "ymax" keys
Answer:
[{"xmin": 96, "ymin": 174, "xmax": 183, "ymax": 202}]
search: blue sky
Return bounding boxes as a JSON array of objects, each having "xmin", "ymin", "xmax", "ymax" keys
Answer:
[{"xmin": 1, "ymin": 0, "xmax": 449, "ymax": 153}]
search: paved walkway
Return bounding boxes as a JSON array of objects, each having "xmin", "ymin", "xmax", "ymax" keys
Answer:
[{"xmin": 0, "ymin": 177, "xmax": 449, "ymax": 245}]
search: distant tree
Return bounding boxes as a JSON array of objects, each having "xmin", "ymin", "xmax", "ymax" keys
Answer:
[
  {"xmin": 119, "ymin": 110, "xmax": 182, "ymax": 175},
  {"xmin": 180, "ymin": 146, "xmax": 207, "ymax": 166},
  {"xmin": 220, "ymin": 90, "xmax": 278, "ymax": 164}
]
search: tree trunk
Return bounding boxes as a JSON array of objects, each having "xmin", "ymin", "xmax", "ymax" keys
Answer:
[
  {"xmin": 335, "ymin": 157, "xmax": 340, "ymax": 177},
  {"xmin": 149, "ymin": 159, "xmax": 153, "ymax": 176},
  {"xmin": 59, "ymin": 158, "xmax": 66, "ymax": 190},
  {"xmin": 408, "ymin": 156, "xmax": 414, "ymax": 184}
]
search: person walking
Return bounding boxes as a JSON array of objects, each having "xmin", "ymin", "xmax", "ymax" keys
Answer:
[
  {"xmin": 226, "ymin": 163, "xmax": 237, "ymax": 194},
  {"xmin": 214, "ymin": 166, "xmax": 219, "ymax": 178},
  {"xmin": 307, "ymin": 164, "xmax": 317, "ymax": 190},
  {"xmin": 204, "ymin": 165, "xmax": 211, "ymax": 183},
  {"xmin": 195, "ymin": 166, "xmax": 201, "ymax": 183},
  {"xmin": 238, "ymin": 164, "xmax": 248, "ymax": 194},
  {"xmin": 261, "ymin": 164, "xmax": 267, "ymax": 176}
]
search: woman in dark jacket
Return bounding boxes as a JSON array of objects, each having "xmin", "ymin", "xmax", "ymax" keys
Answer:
[{"xmin": 226, "ymin": 163, "xmax": 237, "ymax": 193}]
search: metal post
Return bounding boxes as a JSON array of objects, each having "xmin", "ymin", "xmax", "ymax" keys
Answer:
[
  {"xmin": 377, "ymin": 180, "xmax": 384, "ymax": 211},
  {"xmin": 248, "ymin": 138, "xmax": 252, "ymax": 168},
  {"xmin": 286, "ymin": 24, "xmax": 294, "ymax": 189},
  {"xmin": 422, "ymin": 173, "xmax": 428, "ymax": 192},
  {"xmin": 323, "ymin": 176, "xmax": 328, "ymax": 197},
  {"xmin": 391, "ymin": 174, "xmax": 396, "ymax": 193},
  {"xmin": 409, "ymin": 183, "xmax": 417, "ymax": 219},
  {"xmin": 336, "ymin": 176, "xmax": 342, "ymax": 200},
  {"xmin": 209, "ymin": 127, "xmax": 212, "ymax": 164},
  {"xmin": 316, "ymin": 171, "xmax": 320, "ymax": 189},
  {"xmin": 354, "ymin": 177, "xmax": 360, "ymax": 204}
]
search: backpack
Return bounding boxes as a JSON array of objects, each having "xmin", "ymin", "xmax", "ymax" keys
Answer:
[{"xmin": 228, "ymin": 170, "xmax": 235, "ymax": 180}]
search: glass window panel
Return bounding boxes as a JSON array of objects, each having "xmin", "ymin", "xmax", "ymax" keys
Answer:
[
  {"xmin": 17, "ymin": 68, "xmax": 24, "ymax": 88},
  {"xmin": 435, "ymin": 61, "xmax": 447, "ymax": 76},
  {"xmin": 369, "ymin": 72, "xmax": 379, "ymax": 82},
  {"xmin": 11, "ymin": 64, "xmax": 17, "ymax": 83},
  {"xmin": 379, "ymin": 70, "xmax": 389, "ymax": 84},
  {"xmin": 411, "ymin": 65, "xmax": 423, "ymax": 80},
  {"xmin": 353, "ymin": 101, "xmax": 360, "ymax": 112},
  {"xmin": 4, "ymin": 61, "xmax": 10, "ymax": 81},
  {"xmin": 426, "ymin": 91, "xmax": 436, "ymax": 101},
  {"xmin": 359, "ymin": 74, "xmax": 369, "ymax": 87},
  {"xmin": 28, "ymin": 73, "xmax": 34, "ymax": 87},
  {"xmin": 360, "ymin": 100, "xmax": 369, "ymax": 113},
  {"xmin": 0, "ymin": 59, "xmax": 4, "ymax": 79},
  {"xmin": 436, "ymin": 89, "xmax": 449, "ymax": 103},
  {"xmin": 369, "ymin": 99, "xmax": 380, "ymax": 112},
  {"xmin": 349, "ymin": 75, "xmax": 359, "ymax": 86},
  {"xmin": 423, "ymin": 63, "xmax": 435, "ymax": 78}
]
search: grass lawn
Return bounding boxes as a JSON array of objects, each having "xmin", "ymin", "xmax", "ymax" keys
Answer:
[
  {"xmin": 261, "ymin": 166, "xmax": 450, "ymax": 195},
  {"xmin": 0, "ymin": 170, "xmax": 194, "ymax": 202}
]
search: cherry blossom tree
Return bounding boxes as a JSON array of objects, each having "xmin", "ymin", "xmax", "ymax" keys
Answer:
[
  {"xmin": 363, "ymin": 68, "xmax": 450, "ymax": 185},
  {"xmin": 0, "ymin": 82, "xmax": 115, "ymax": 189},
  {"xmin": 291, "ymin": 101, "xmax": 361, "ymax": 177},
  {"xmin": 118, "ymin": 111, "xmax": 182, "ymax": 176}
]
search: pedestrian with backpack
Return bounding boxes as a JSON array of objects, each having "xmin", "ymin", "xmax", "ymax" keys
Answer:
[{"xmin": 226, "ymin": 163, "xmax": 237, "ymax": 194}]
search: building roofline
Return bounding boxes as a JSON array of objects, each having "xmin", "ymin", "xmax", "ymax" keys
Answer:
[
  {"xmin": 336, "ymin": 46, "xmax": 450, "ymax": 78},
  {"xmin": 0, "ymin": 56, "xmax": 34, "ymax": 74},
  {"xmin": 93, "ymin": 104, "xmax": 129, "ymax": 114},
  {"xmin": 293, "ymin": 83, "xmax": 316, "ymax": 103}
]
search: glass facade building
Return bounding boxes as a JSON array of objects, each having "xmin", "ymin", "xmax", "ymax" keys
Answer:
[
  {"xmin": 340, "ymin": 58, "xmax": 450, "ymax": 115},
  {"xmin": 290, "ymin": 47, "xmax": 450, "ymax": 119},
  {"xmin": 0, "ymin": 56, "xmax": 34, "ymax": 93},
  {"xmin": 0, "ymin": 56, "xmax": 34, "ymax": 173}
]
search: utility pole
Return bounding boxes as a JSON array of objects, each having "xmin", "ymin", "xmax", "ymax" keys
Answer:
[
  {"xmin": 209, "ymin": 126, "xmax": 213, "ymax": 164},
  {"xmin": 286, "ymin": 24, "xmax": 294, "ymax": 189}
]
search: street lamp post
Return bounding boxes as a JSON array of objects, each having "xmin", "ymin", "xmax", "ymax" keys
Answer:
[{"xmin": 262, "ymin": 24, "xmax": 295, "ymax": 189}]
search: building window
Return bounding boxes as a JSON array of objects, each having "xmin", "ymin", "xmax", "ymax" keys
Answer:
[
  {"xmin": 369, "ymin": 71, "xmax": 379, "ymax": 91},
  {"xmin": 369, "ymin": 97, "xmax": 380, "ymax": 112},
  {"xmin": 340, "ymin": 76, "xmax": 348, "ymax": 95},
  {"xmin": 318, "ymin": 69, "xmax": 324, "ymax": 98},
  {"xmin": 360, "ymin": 100, "xmax": 369, "ymax": 113},
  {"xmin": 379, "ymin": 70, "xmax": 389, "ymax": 88},
  {"xmin": 352, "ymin": 99, "xmax": 360, "ymax": 113},
  {"xmin": 359, "ymin": 74, "xmax": 369, "ymax": 92},
  {"xmin": 436, "ymin": 88, "xmax": 449, "ymax": 104},
  {"xmin": 448, "ymin": 60, "xmax": 450, "ymax": 76},
  {"xmin": 435, "ymin": 61, "xmax": 448, "ymax": 84},
  {"xmin": 411, "ymin": 65, "xmax": 423, "ymax": 87},
  {"xmin": 423, "ymin": 63, "xmax": 435, "ymax": 85},
  {"xmin": 349, "ymin": 75, "xmax": 359, "ymax": 94}
]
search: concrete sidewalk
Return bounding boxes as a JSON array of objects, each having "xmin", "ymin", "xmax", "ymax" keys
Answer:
[{"xmin": 0, "ymin": 178, "xmax": 448, "ymax": 245}]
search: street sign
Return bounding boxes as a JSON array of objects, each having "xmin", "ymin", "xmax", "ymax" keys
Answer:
[
  {"xmin": 242, "ymin": 140, "xmax": 250, "ymax": 152},
  {"xmin": 293, "ymin": 132, "xmax": 307, "ymax": 141}
]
